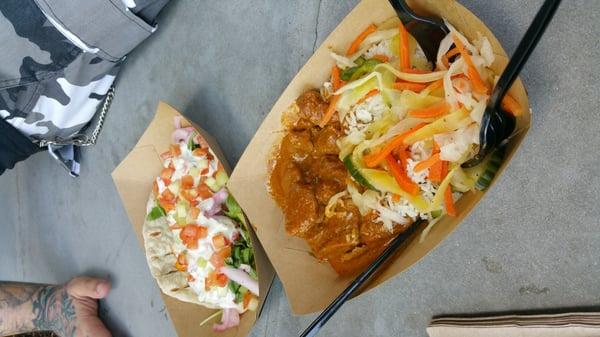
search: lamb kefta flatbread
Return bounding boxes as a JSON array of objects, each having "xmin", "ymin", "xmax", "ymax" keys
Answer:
[{"xmin": 143, "ymin": 118, "xmax": 259, "ymax": 331}]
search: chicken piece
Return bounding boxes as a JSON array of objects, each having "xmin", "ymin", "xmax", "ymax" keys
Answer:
[
  {"xmin": 296, "ymin": 90, "xmax": 330, "ymax": 126},
  {"xmin": 284, "ymin": 183, "xmax": 318, "ymax": 237},
  {"xmin": 279, "ymin": 130, "xmax": 313, "ymax": 163},
  {"xmin": 314, "ymin": 124, "xmax": 342, "ymax": 156}
]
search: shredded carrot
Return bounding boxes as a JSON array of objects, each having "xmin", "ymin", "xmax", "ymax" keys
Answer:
[
  {"xmin": 428, "ymin": 142, "xmax": 443, "ymax": 182},
  {"xmin": 395, "ymin": 147, "xmax": 411, "ymax": 168},
  {"xmin": 452, "ymin": 34, "xmax": 488, "ymax": 95},
  {"xmin": 414, "ymin": 153, "xmax": 441, "ymax": 172},
  {"xmin": 433, "ymin": 140, "xmax": 440, "ymax": 154},
  {"xmin": 446, "ymin": 47, "xmax": 460, "ymax": 59},
  {"xmin": 331, "ymin": 65, "xmax": 342, "ymax": 91},
  {"xmin": 372, "ymin": 54, "xmax": 390, "ymax": 63},
  {"xmin": 429, "ymin": 160, "xmax": 448, "ymax": 183},
  {"xmin": 394, "ymin": 81, "xmax": 427, "ymax": 92},
  {"xmin": 444, "ymin": 186, "xmax": 457, "ymax": 216},
  {"xmin": 386, "ymin": 154, "xmax": 420, "ymax": 195},
  {"xmin": 424, "ymin": 78, "xmax": 444, "ymax": 92},
  {"xmin": 318, "ymin": 95, "xmax": 341, "ymax": 128},
  {"xmin": 356, "ymin": 89, "xmax": 380, "ymax": 105},
  {"xmin": 501, "ymin": 94, "xmax": 523, "ymax": 117},
  {"xmin": 399, "ymin": 21, "xmax": 410, "ymax": 71},
  {"xmin": 364, "ymin": 123, "xmax": 428, "ymax": 168},
  {"xmin": 392, "ymin": 194, "xmax": 401, "ymax": 202},
  {"xmin": 408, "ymin": 101, "xmax": 450, "ymax": 118},
  {"xmin": 347, "ymin": 23, "xmax": 377, "ymax": 56},
  {"xmin": 441, "ymin": 55, "xmax": 450, "ymax": 69}
]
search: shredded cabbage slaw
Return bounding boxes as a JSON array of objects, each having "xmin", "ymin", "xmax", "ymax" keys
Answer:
[{"xmin": 321, "ymin": 17, "xmax": 520, "ymax": 238}]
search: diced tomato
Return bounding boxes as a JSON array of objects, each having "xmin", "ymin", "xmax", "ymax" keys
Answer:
[
  {"xmin": 170, "ymin": 144, "xmax": 181, "ymax": 156},
  {"xmin": 161, "ymin": 188, "xmax": 176, "ymax": 202},
  {"xmin": 210, "ymin": 252, "xmax": 225, "ymax": 269},
  {"xmin": 160, "ymin": 167, "xmax": 175, "ymax": 181},
  {"xmin": 187, "ymin": 274, "xmax": 195, "ymax": 282},
  {"xmin": 175, "ymin": 253, "xmax": 187, "ymax": 272},
  {"xmin": 216, "ymin": 273, "xmax": 228, "ymax": 287},
  {"xmin": 189, "ymin": 207, "xmax": 201, "ymax": 220},
  {"xmin": 181, "ymin": 175, "xmax": 194, "ymax": 189},
  {"xmin": 243, "ymin": 292, "xmax": 252, "ymax": 309},
  {"xmin": 179, "ymin": 224, "xmax": 204, "ymax": 249},
  {"xmin": 181, "ymin": 189, "xmax": 198, "ymax": 202},
  {"xmin": 160, "ymin": 151, "xmax": 172, "ymax": 161},
  {"xmin": 158, "ymin": 198, "xmax": 175, "ymax": 212},
  {"xmin": 189, "ymin": 199, "xmax": 199, "ymax": 207},
  {"xmin": 200, "ymin": 167, "xmax": 209, "ymax": 175},
  {"xmin": 197, "ymin": 226, "xmax": 208, "ymax": 239},
  {"xmin": 196, "ymin": 183, "xmax": 213, "ymax": 199},
  {"xmin": 205, "ymin": 272, "xmax": 228, "ymax": 289},
  {"xmin": 217, "ymin": 245, "xmax": 232, "ymax": 259},
  {"xmin": 193, "ymin": 147, "xmax": 208, "ymax": 157},
  {"xmin": 205, "ymin": 272, "xmax": 218, "ymax": 290},
  {"xmin": 152, "ymin": 180, "xmax": 159, "ymax": 196},
  {"xmin": 180, "ymin": 224, "xmax": 207, "ymax": 242},
  {"xmin": 207, "ymin": 153, "xmax": 214, "ymax": 161},
  {"xmin": 212, "ymin": 234, "xmax": 227, "ymax": 250}
]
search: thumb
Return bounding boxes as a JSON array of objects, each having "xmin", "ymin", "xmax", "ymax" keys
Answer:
[{"xmin": 67, "ymin": 276, "xmax": 112, "ymax": 300}]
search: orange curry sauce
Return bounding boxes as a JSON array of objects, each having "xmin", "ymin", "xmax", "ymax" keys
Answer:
[{"xmin": 269, "ymin": 91, "xmax": 409, "ymax": 276}]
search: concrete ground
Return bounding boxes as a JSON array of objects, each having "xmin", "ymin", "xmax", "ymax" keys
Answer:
[{"xmin": 1, "ymin": 0, "xmax": 599, "ymax": 336}]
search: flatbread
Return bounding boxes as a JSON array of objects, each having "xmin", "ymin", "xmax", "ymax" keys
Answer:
[{"xmin": 143, "ymin": 196, "xmax": 221, "ymax": 307}]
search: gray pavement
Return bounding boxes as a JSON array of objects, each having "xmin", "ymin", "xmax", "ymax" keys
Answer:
[{"xmin": 1, "ymin": 0, "xmax": 599, "ymax": 336}]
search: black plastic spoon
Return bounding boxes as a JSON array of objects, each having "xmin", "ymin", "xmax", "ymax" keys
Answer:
[
  {"xmin": 389, "ymin": 0, "xmax": 448, "ymax": 63},
  {"xmin": 462, "ymin": 0, "xmax": 562, "ymax": 168},
  {"xmin": 298, "ymin": 220, "xmax": 425, "ymax": 337}
]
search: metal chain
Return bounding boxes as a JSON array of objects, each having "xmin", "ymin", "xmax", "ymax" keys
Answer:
[{"xmin": 38, "ymin": 86, "xmax": 115, "ymax": 148}]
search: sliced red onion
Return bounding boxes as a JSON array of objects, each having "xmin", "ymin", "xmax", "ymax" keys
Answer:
[
  {"xmin": 220, "ymin": 266, "xmax": 259, "ymax": 296},
  {"xmin": 238, "ymin": 264, "xmax": 253, "ymax": 275},
  {"xmin": 205, "ymin": 189, "xmax": 229, "ymax": 217},
  {"xmin": 173, "ymin": 116, "xmax": 183, "ymax": 129},
  {"xmin": 213, "ymin": 188, "xmax": 228, "ymax": 205},
  {"xmin": 171, "ymin": 127, "xmax": 195, "ymax": 144},
  {"xmin": 212, "ymin": 308, "xmax": 239, "ymax": 332}
]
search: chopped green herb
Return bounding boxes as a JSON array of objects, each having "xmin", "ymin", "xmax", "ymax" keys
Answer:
[
  {"xmin": 147, "ymin": 206, "xmax": 166, "ymax": 220},
  {"xmin": 187, "ymin": 132, "xmax": 200, "ymax": 151}
]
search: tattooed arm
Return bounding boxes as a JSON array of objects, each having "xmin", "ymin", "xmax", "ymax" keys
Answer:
[{"xmin": 0, "ymin": 277, "xmax": 112, "ymax": 337}]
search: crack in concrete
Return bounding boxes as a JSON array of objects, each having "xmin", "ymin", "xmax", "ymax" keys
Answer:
[
  {"xmin": 312, "ymin": 0, "xmax": 323, "ymax": 52},
  {"xmin": 519, "ymin": 284, "xmax": 550, "ymax": 295}
]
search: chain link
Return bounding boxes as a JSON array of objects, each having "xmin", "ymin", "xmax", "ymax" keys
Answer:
[{"xmin": 38, "ymin": 86, "xmax": 115, "ymax": 148}]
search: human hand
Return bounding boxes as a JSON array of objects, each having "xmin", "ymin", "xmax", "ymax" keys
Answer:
[{"xmin": 0, "ymin": 277, "xmax": 112, "ymax": 337}]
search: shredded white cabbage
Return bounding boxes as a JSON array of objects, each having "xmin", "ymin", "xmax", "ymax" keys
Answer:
[
  {"xmin": 360, "ymin": 29, "xmax": 398, "ymax": 50},
  {"xmin": 321, "ymin": 20, "xmax": 502, "ymax": 230},
  {"xmin": 324, "ymin": 191, "xmax": 348, "ymax": 218},
  {"xmin": 330, "ymin": 52, "xmax": 357, "ymax": 69},
  {"xmin": 436, "ymin": 33, "xmax": 454, "ymax": 70}
]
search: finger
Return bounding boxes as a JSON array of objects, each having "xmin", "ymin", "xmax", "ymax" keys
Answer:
[{"xmin": 67, "ymin": 276, "xmax": 112, "ymax": 300}]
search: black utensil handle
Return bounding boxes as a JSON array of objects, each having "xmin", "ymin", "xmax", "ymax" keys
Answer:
[
  {"xmin": 389, "ymin": 0, "xmax": 449, "ymax": 33},
  {"xmin": 491, "ymin": 0, "xmax": 562, "ymax": 108},
  {"xmin": 299, "ymin": 220, "xmax": 425, "ymax": 337}
]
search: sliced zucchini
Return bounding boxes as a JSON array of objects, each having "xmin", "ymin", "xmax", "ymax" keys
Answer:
[
  {"xmin": 431, "ymin": 209, "xmax": 443, "ymax": 218},
  {"xmin": 343, "ymin": 154, "xmax": 375, "ymax": 190},
  {"xmin": 465, "ymin": 147, "xmax": 505, "ymax": 191}
]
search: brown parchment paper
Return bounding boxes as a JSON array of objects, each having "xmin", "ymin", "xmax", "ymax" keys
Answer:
[
  {"xmin": 112, "ymin": 102, "xmax": 275, "ymax": 337},
  {"xmin": 228, "ymin": 0, "xmax": 531, "ymax": 315}
]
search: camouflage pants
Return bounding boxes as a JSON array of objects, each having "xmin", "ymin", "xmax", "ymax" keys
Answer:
[{"xmin": 0, "ymin": 0, "xmax": 169, "ymax": 176}]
